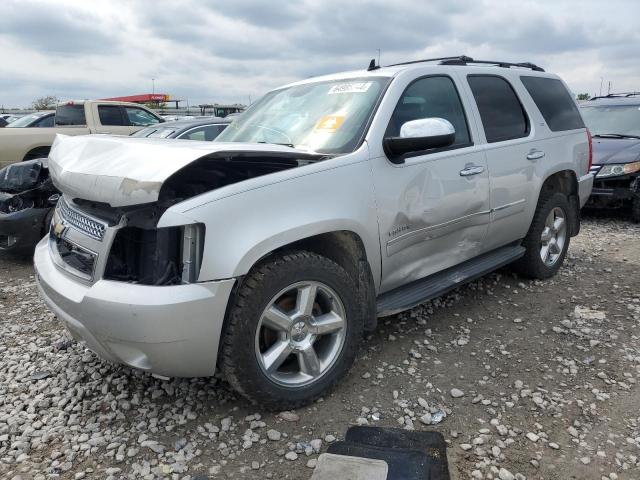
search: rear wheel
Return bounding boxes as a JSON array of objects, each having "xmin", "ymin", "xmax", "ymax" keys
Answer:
[
  {"xmin": 220, "ymin": 251, "xmax": 363, "ymax": 410},
  {"xmin": 513, "ymin": 192, "xmax": 571, "ymax": 279}
]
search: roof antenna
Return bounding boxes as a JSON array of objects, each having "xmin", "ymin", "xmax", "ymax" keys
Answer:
[{"xmin": 368, "ymin": 49, "xmax": 382, "ymax": 71}]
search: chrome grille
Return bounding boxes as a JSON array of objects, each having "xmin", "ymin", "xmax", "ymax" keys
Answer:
[{"xmin": 58, "ymin": 197, "xmax": 107, "ymax": 241}]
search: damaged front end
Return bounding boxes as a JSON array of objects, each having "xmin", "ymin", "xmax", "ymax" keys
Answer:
[
  {"xmin": 0, "ymin": 159, "xmax": 59, "ymax": 252},
  {"xmin": 49, "ymin": 141, "xmax": 323, "ymax": 285}
]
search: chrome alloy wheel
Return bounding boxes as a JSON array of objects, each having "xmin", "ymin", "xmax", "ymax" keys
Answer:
[
  {"xmin": 540, "ymin": 207, "xmax": 567, "ymax": 266},
  {"xmin": 255, "ymin": 281, "xmax": 347, "ymax": 387}
]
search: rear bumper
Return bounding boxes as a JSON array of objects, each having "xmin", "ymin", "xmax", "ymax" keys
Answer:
[
  {"xmin": 0, "ymin": 207, "xmax": 49, "ymax": 252},
  {"xmin": 34, "ymin": 238, "xmax": 236, "ymax": 377}
]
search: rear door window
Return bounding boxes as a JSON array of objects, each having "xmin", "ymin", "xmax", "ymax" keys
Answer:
[
  {"xmin": 55, "ymin": 104, "xmax": 86, "ymax": 126},
  {"xmin": 98, "ymin": 105, "xmax": 125, "ymax": 126},
  {"xmin": 468, "ymin": 75, "xmax": 529, "ymax": 143},
  {"xmin": 520, "ymin": 76, "xmax": 585, "ymax": 131}
]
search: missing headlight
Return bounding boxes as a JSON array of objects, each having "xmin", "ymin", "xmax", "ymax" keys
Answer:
[{"xmin": 105, "ymin": 224, "xmax": 205, "ymax": 285}]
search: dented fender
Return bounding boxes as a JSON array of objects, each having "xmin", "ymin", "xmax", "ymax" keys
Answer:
[{"xmin": 158, "ymin": 144, "xmax": 383, "ymax": 288}]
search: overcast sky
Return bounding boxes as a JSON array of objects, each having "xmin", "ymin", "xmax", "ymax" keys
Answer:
[{"xmin": 1, "ymin": 0, "xmax": 638, "ymax": 108}]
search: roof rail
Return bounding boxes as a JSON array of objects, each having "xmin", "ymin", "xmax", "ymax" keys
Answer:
[
  {"xmin": 590, "ymin": 92, "xmax": 640, "ymax": 100},
  {"xmin": 384, "ymin": 55, "xmax": 545, "ymax": 72}
]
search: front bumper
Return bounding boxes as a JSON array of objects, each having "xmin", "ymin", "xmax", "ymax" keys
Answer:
[
  {"xmin": 0, "ymin": 207, "xmax": 50, "ymax": 252},
  {"xmin": 586, "ymin": 173, "xmax": 639, "ymax": 207},
  {"xmin": 34, "ymin": 238, "xmax": 236, "ymax": 377}
]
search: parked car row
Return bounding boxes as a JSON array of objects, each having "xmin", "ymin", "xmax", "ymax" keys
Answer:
[
  {"xmin": 0, "ymin": 117, "xmax": 231, "ymax": 253},
  {"xmin": 0, "ymin": 100, "xmax": 165, "ymax": 166}
]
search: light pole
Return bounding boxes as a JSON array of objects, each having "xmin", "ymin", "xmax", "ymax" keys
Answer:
[{"xmin": 152, "ymin": 78, "xmax": 156, "ymax": 94}]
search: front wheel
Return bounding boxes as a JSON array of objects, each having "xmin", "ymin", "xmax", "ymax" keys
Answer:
[
  {"xmin": 220, "ymin": 251, "xmax": 363, "ymax": 410},
  {"xmin": 513, "ymin": 192, "xmax": 571, "ymax": 279}
]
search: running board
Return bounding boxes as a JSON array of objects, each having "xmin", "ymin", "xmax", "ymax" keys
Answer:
[{"xmin": 376, "ymin": 244, "xmax": 525, "ymax": 317}]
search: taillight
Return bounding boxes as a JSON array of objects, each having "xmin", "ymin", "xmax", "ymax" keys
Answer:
[{"xmin": 586, "ymin": 128, "xmax": 593, "ymax": 173}]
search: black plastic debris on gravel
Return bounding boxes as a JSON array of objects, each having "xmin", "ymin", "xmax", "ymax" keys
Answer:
[{"xmin": 324, "ymin": 426, "xmax": 451, "ymax": 480}]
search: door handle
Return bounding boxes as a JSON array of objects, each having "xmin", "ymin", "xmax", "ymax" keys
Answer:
[
  {"xmin": 459, "ymin": 165, "xmax": 485, "ymax": 176},
  {"xmin": 527, "ymin": 149, "xmax": 545, "ymax": 160}
]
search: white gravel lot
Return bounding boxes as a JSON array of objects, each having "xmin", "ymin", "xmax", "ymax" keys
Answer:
[{"xmin": 1, "ymin": 215, "xmax": 639, "ymax": 480}]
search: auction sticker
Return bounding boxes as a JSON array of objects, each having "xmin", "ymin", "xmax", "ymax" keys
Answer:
[
  {"xmin": 314, "ymin": 115, "xmax": 345, "ymax": 132},
  {"xmin": 328, "ymin": 82, "xmax": 372, "ymax": 94}
]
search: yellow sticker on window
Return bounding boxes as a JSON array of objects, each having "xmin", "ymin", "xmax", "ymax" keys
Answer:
[{"xmin": 314, "ymin": 115, "xmax": 344, "ymax": 133}]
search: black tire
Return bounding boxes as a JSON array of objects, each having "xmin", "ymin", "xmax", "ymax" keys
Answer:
[
  {"xmin": 513, "ymin": 192, "xmax": 571, "ymax": 279},
  {"xmin": 220, "ymin": 250, "xmax": 363, "ymax": 410},
  {"xmin": 631, "ymin": 195, "xmax": 640, "ymax": 223}
]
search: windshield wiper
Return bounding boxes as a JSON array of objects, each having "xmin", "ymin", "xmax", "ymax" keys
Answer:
[
  {"xmin": 257, "ymin": 141, "xmax": 296, "ymax": 148},
  {"xmin": 593, "ymin": 133, "xmax": 640, "ymax": 140}
]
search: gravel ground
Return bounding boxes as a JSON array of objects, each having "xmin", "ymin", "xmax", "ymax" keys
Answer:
[{"xmin": 1, "ymin": 215, "xmax": 639, "ymax": 480}]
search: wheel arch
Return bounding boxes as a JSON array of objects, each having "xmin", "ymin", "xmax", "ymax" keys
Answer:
[
  {"xmin": 235, "ymin": 229, "xmax": 379, "ymax": 332},
  {"xmin": 538, "ymin": 169, "xmax": 580, "ymax": 236},
  {"xmin": 23, "ymin": 145, "xmax": 51, "ymax": 162}
]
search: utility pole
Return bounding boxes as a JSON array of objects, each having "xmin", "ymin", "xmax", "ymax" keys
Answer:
[
  {"xmin": 377, "ymin": 49, "xmax": 381, "ymax": 67},
  {"xmin": 152, "ymin": 78, "xmax": 156, "ymax": 94},
  {"xmin": 607, "ymin": 81, "xmax": 611, "ymax": 95}
]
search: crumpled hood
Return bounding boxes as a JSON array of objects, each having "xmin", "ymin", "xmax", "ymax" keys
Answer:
[
  {"xmin": 48, "ymin": 134, "xmax": 307, "ymax": 207},
  {"xmin": 592, "ymin": 137, "xmax": 640, "ymax": 166}
]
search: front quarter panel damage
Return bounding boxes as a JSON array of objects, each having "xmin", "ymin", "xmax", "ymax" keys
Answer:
[{"xmin": 157, "ymin": 147, "xmax": 382, "ymax": 287}]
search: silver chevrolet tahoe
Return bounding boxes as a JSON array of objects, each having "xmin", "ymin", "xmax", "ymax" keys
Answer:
[{"xmin": 34, "ymin": 56, "xmax": 594, "ymax": 409}]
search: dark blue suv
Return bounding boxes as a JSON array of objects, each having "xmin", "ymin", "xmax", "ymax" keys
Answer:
[{"xmin": 581, "ymin": 93, "xmax": 640, "ymax": 222}]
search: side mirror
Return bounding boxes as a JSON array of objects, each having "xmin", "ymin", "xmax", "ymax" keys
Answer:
[{"xmin": 384, "ymin": 118, "xmax": 456, "ymax": 163}]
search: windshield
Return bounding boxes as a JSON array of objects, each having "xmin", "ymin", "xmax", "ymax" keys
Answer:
[
  {"xmin": 6, "ymin": 114, "xmax": 47, "ymax": 128},
  {"xmin": 580, "ymin": 105, "xmax": 640, "ymax": 137},
  {"xmin": 215, "ymin": 77, "xmax": 390, "ymax": 154}
]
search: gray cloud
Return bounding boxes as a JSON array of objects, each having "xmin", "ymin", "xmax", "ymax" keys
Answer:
[
  {"xmin": 0, "ymin": 0, "xmax": 123, "ymax": 55},
  {"xmin": 0, "ymin": 0, "xmax": 639, "ymax": 107}
]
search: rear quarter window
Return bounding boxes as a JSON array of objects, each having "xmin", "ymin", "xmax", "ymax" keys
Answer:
[
  {"xmin": 520, "ymin": 76, "xmax": 585, "ymax": 131},
  {"xmin": 55, "ymin": 104, "xmax": 86, "ymax": 126}
]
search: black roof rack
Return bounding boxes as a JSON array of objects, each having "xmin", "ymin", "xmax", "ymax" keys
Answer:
[
  {"xmin": 383, "ymin": 55, "xmax": 545, "ymax": 72},
  {"xmin": 590, "ymin": 92, "xmax": 640, "ymax": 100}
]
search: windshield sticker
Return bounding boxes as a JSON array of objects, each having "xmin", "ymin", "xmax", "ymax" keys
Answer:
[
  {"xmin": 314, "ymin": 115, "xmax": 345, "ymax": 132},
  {"xmin": 328, "ymin": 82, "xmax": 372, "ymax": 94}
]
